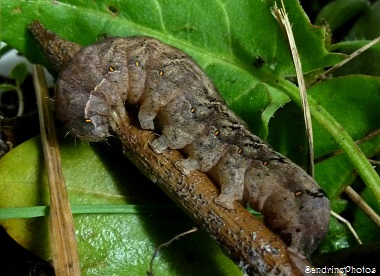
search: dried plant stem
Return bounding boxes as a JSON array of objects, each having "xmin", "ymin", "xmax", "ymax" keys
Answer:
[
  {"xmin": 272, "ymin": 0, "xmax": 314, "ymax": 177},
  {"xmin": 33, "ymin": 64, "xmax": 80, "ymax": 276},
  {"xmin": 331, "ymin": 211, "xmax": 362, "ymax": 245},
  {"xmin": 149, "ymin": 227, "xmax": 198, "ymax": 276},
  {"xmin": 110, "ymin": 111, "xmax": 306, "ymax": 275},
  {"xmin": 344, "ymin": 186, "xmax": 380, "ymax": 229},
  {"xmin": 369, "ymin": 159, "xmax": 380, "ymax": 166},
  {"xmin": 308, "ymin": 35, "xmax": 380, "ymax": 87}
]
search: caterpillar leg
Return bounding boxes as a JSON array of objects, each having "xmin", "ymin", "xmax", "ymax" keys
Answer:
[
  {"xmin": 108, "ymin": 108, "xmax": 129, "ymax": 131},
  {"xmin": 212, "ymin": 146, "xmax": 248, "ymax": 209},
  {"xmin": 138, "ymin": 95, "xmax": 165, "ymax": 130},
  {"xmin": 138, "ymin": 109, "xmax": 156, "ymax": 130},
  {"xmin": 150, "ymin": 135, "xmax": 170, "ymax": 154},
  {"xmin": 175, "ymin": 158, "xmax": 200, "ymax": 175},
  {"xmin": 150, "ymin": 123, "xmax": 197, "ymax": 154},
  {"xmin": 138, "ymin": 87, "xmax": 178, "ymax": 130},
  {"xmin": 100, "ymin": 91, "xmax": 129, "ymax": 131}
]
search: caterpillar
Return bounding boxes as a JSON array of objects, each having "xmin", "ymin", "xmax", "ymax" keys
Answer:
[{"xmin": 55, "ymin": 36, "xmax": 330, "ymax": 260}]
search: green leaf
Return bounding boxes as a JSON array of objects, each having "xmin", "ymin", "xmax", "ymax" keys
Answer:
[
  {"xmin": 266, "ymin": 75, "xmax": 380, "ymax": 204},
  {"xmin": 0, "ymin": 83, "xmax": 17, "ymax": 92},
  {"xmin": 329, "ymin": 41, "xmax": 380, "ymax": 77},
  {"xmin": 0, "ymin": 44, "xmax": 13, "ymax": 56},
  {"xmin": 353, "ymin": 187, "xmax": 380, "ymax": 244},
  {"xmin": 267, "ymin": 75, "xmax": 380, "ymax": 199},
  {"xmin": 315, "ymin": 123, "xmax": 380, "ymax": 198},
  {"xmin": 317, "ymin": 217, "xmax": 357, "ymax": 254},
  {"xmin": 315, "ymin": 0, "xmax": 370, "ymax": 32},
  {"xmin": 347, "ymin": 0, "xmax": 380, "ymax": 40},
  {"xmin": 310, "ymin": 76, "xmax": 380, "ymax": 158},
  {"xmin": 9, "ymin": 63, "xmax": 28, "ymax": 85},
  {"xmin": 1, "ymin": 0, "xmax": 380, "ymax": 271},
  {"xmin": 0, "ymin": 205, "xmax": 181, "ymax": 219},
  {"xmin": 0, "ymin": 136, "xmax": 241, "ymax": 275},
  {"xmin": 1, "ymin": 0, "xmax": 343, "ymax": 137}
]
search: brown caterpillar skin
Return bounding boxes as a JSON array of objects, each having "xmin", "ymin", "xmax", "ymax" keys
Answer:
[{"xmin": 55, "ymin": 37, "xmax": 330, "ymax": 259}]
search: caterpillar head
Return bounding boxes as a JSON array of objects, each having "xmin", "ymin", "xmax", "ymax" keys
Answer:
[
  {"xmin": 55, "ymin": 37, "xmax": 139, "ymax": 141},
  {"xmin": 55, "ymin": 44, "xmax": 112, "ymax": 142},
  {"xmin": 55, "ymin": 79, "xmax": 111, "ymax": 141}
]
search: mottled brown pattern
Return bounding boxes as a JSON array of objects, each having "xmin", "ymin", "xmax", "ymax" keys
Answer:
[{"xmin": 54, "ymin": 36, "xmax": 330, "ymax": 260}]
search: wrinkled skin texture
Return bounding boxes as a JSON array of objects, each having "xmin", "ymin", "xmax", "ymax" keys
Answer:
[{"xmin": 55, "ymin": 37, "xmax": 330, "ymax": 259}]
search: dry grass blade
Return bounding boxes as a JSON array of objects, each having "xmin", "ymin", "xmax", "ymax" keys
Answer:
[
  {"xmin": 345, "ymin": 186, "xmax": 380, "ymax": 229},
  {"xmin": 272, "ymin": 0, "xmax": 314, "ymax": 177},
  {"xmin": 307, "ymin": 35, "xmax": 380, "ymax": 87},
  {"xmin": 368, "ymin": 159, "xmax": 380, "ymax": 166},
  {"xmin": 148, "ymin": 227, "xmax": 198, "ymax": 276},
  {"xmin": 331, "ymin": 210, "xmax": 363, "ymax": 245},
  {"xmin": 33, "ymin": 64, "xmax": 80, "ymax": 275}
]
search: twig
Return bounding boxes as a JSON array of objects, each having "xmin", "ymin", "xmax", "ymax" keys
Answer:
[
  {"xmin": 28, "ymin": 21, "xmax": 82, "ymax": 72},
  {"xmin": 331, "ymin": 211, "xmax": 362, "ymax": 245},
  {"xmin": 368, "ymin": 159, "xmax": 380, "ymax": 166},
  {"xmin": 110, "ymin": 111, "xmax": 306, "ymax": 275},
  {"xmin": 307, "ymin": 35, "xmax": 380, "ymax": 87},
  {"xmin": 272, "ymin": 0, "xmax": 314, "ymax": 177},
  {"xmin": 148, "ymin": 227, "xmax": 198, "ymax": 276},
  {"xmin": 33, "ymin": 64, "xmax": 80, "ymax": 275},
  {"xmin": 344, "ymin": 186, "xmax": 380, "ymax": 229}
]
